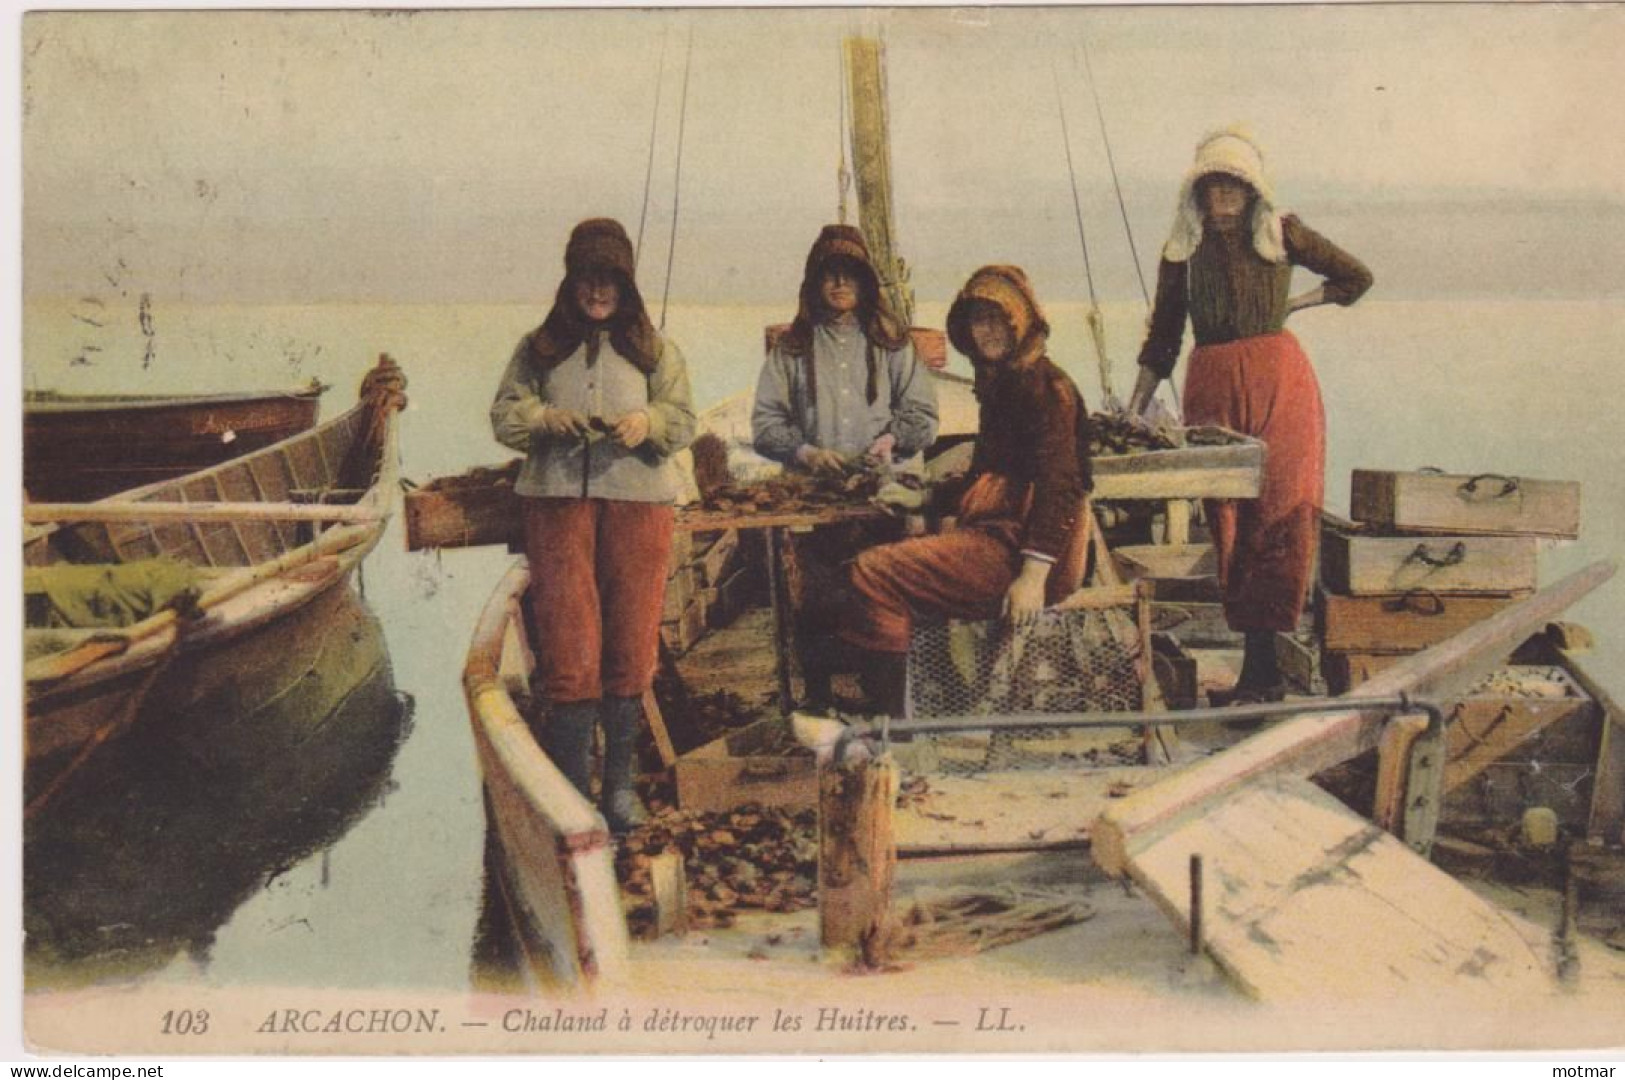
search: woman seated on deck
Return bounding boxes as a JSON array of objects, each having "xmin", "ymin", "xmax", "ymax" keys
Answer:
[
  {"xmin": 751, "ymin": 224, "xmax": 939, "ymax": 712},
  {"xmin": 839, "ymin": 265, "xmax": 1094, "ymax": 717}
]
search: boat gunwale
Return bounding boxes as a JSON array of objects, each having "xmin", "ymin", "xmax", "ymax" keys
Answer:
[{"xmin": 23, "ymin": 385, "xmax": 326, "ymax": 414}]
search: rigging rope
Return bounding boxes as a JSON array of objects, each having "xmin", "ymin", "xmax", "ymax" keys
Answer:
[
  {"xmin": 659, "ymin": 24, "xmax": 695, "ymax": 331},
  {"xmin": 634, "ymin": 28, "xmax": 670, "ymax": 270},
  {"xmin": 837, "ymin": 39, "xmax": 852, "ymax": 226},
  {"xmin": 1051, "ymin": 59, "xmax": 1117, "ymax": 406},
  {"xmin": 1080, "ymin": 41, "xmax": 1150, "ymax": 310}
]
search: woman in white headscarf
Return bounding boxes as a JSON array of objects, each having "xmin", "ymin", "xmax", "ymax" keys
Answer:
[{"xmin": 1129, "ymin": 129, "xmax": 1373, "ymax": 704}]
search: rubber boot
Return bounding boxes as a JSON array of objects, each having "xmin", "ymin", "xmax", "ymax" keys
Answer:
[
  {"xmin": 857, "ymin": 652, "xmax": 909, "ymax": 719},
  {"xmin": 599, "ymin": 695, "xmax": 650, "ymax": 833},
  {"xmin": 542, "ymin": 700, "xmax": 598, "ymax": 800}
]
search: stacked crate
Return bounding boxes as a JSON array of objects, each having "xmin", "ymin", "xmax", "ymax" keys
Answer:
[
  {"xmin": 1318, "ymin": 468, "xmax": 1580, "ymax": 694},
  {"xmin": 660, "ymin": 529, "xmax": 746, "ymax": 656}
]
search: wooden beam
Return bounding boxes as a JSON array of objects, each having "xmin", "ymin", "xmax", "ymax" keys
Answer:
[
  {"xmin": 26, "ymin": 501, "xmax": 383, "ymax": 526},
  {"xmin": 1093, "ymin": 560, "xmax": 1617, "ymax": 877}
]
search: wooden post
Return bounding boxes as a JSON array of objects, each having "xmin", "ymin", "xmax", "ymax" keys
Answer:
[
  {"xmin": 650, "ymin": 851, "xmax": 688, "ymax": 937},
  {"xmin": 818, "ymin": 753, "xmax": 899, "ymax": 950}
]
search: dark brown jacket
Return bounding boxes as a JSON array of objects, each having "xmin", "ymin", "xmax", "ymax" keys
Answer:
[
  {"xmin": 942, "ymin": 266, "xmax": 1093, "ymax": 560},
  {"xmin": 1137, "ymin": 214, "xmax": 1374, "ymax": 378}
]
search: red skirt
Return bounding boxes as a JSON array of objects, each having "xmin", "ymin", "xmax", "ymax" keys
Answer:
[{"xmin": 1184, "ymin": 331, "xmax": 1324, "ymax": 632}]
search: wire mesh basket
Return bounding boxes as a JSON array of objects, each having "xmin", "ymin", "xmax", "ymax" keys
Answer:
[{"xmin": 903, "ymin": 587, "xmax": 1155, "ymax": 774}]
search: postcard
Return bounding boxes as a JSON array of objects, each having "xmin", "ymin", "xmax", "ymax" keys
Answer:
[{"xmin": 14, "ymin": 3, "xmax": 1625, "ymax": 1058}]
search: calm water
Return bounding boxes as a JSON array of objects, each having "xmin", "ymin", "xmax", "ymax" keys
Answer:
[{"xmin": 20, "ymin": 296, "xmax": 1625, "ymax": 991}]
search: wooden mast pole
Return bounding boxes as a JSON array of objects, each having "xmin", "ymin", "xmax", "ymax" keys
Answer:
[{"xmin": 844, "ymin": 36, "xmax": 914, "ymax": 330}]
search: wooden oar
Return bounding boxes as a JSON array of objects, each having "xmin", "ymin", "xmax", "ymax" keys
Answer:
[
  {"xmin": 24, "ymin": 521, "xmax": 380, "ymax": 688},
  {"xmin": 25, "ymin": 501, "xmax": 383, "ymax": 526}
]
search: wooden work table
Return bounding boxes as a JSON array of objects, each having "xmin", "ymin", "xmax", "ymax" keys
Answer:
[{"xmin": 676, "ymin": 498, "xmax": 895, "ymax": 714}]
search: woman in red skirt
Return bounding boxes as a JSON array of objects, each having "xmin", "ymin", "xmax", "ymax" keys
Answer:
[{"xmin": 1128, "ymin": 129, "xmax": 1373, "ymax": 704}]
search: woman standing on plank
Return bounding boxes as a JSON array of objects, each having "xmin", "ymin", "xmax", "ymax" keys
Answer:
[
  {"xmin": 490, "ymin": 218, "xmax": 696, "ymax": 830},
  {"xmin": 1128, "ymin": 129, "xmax": 1373, "ymax": 704}
]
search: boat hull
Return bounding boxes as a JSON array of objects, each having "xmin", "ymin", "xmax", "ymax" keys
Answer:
[{"xmin": 24, "ymin": 387, "xmax": 323, "ymax": 502}]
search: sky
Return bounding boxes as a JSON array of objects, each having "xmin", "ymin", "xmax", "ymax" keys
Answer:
[{"xmin": 18, "ymin": 5, "xmax": 1625, "ymax": 307}]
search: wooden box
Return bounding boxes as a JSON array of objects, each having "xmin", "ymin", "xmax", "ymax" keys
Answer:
[
  {"xmin": 1274, "ymin": 632, "xmax": 1325, "ymax": 696},
  {"xmin": 660, "ymin": 594, "xmax": 708, "ymax": 655},
  {"xmin": 1321, "ymin": 523, "xmax": 1537, "ymax": 597},
  {"xmin": 695, "ymin": 529, "xmax": 740, "ymax": 586},
  {"xmin": 1442, "ymin": 666, "xmax": 1597, "ymax": 797},
  {"xmin": 661, "ymin": 565, "xmax": 698, "ymax": 621},
  {"xmin": 404, "ymin": 459, "xmax": 522, "ymax": 551},
  {"xmin": 1323, "ymin": 650, "xmax": 1408, "ymax": 695},
  {"xmin": 1350, "ymin": 468, "xmax": 1580, "ymax": 538},
  {"xmin": 1318, "ymin": 589, "xmax": 1524, "ymax": 654},
  {"xmin": 674, "ymin": 718, "xmax": 818, "ymax": 813},
  {"xmin": 1150, "ymin": 633, "xmax": 1199, "ymax": 709},
  {"xmin": 1091, "ymin": 427, "xmax": 1265, "ymax": 501}
]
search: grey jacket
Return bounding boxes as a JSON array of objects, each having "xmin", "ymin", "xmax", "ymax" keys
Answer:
[
  {"xmin": 751, "ymin": 324, "xmax": 938, "ymax": 465},
  {"xmin": 491, "ymin": 330, "xmax": 696, "ymax": 502}
]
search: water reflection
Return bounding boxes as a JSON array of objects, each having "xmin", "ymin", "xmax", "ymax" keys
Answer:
[{"xmin": 24, "ymin": 585, "xmax": 412, "ymax": 987}]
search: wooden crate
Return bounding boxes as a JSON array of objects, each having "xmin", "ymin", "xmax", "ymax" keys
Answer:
[
  {"xmin": 1150, "ymin": 633, "xmax": 1199, "ymax": 709},
  {"xmin": 1350, "ymin": 468, "xmax": 1580, "ymax": 538},
  {"xmin": 1091, "ymin": 428, "xmax": 1264, "ymax": 501},
  {"xmin": 1318, "ymin": 589, "xmax": 1524, "ymax": 653},
  {"xmin": 674, "ymin": 718, "xmax": 818, "ymax": 813},
  {"xmin": 695, "ymin": 528, "xmax": 740, "ymax": 586},
  {"xmin": 404, "ymin": 459, "xmax": 522, "ymax": 551},
  {"xmin": 1443, "ymin": 667, "xmax": 1597, "ymax": 795},
  {"xmin": 1323, "ymin": 650, "xmax": 1408, "ymax": 695},
  {"xmin": 660, "ymin": 594, "xmax": 708, "ymax": 656},
  {"xmin": 1274, "ymin": 632, "xmax": 1325, "ymax": 696},
  {"xmin": 1321, "ymin": 523, "xmax": 1537, "ymax": 596},
  {"xmin": 661, "ymin": 564, "xmax": 698, "ymax": 621}
]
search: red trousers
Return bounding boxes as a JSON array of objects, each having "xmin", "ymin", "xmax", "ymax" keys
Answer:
[
  {"xmin": 841, "ymin": 526, "xmax": 1023, "ymax": 655},
  {"xmin": 1184, "ymin": 331, "xmax": 1325, "ymax": 632},
  {"xmin": 523, "ymin": 498, "xmax": 675, "ymax": 702}
]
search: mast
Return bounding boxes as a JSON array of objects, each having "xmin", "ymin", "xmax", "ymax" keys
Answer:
[{"xmin": 843, "ymin": 36, "xmax": 914, "ymax": 329}]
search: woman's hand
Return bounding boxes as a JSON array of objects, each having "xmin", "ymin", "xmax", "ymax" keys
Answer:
[
  {"xmin": 796, "ymin": 445, "xmax": 848, "ymax": 475},
  {"xmin": 1127, "ymin": 366, "xmax": 1162, "ymax": 418},
  {"xmin": 864, "ymin": 432, "xmax": 897, "ymax": 465},
  {"xmin": 1003, "ymin": 557, "xmax": 1051, "ymax": 626},
  {"xmin": 532, "ymin": 404, "xmax": 592, "ymax": 439},
  {"xmin": 611, "ymin": 410, "xmax": 651, "ymax": 449}
]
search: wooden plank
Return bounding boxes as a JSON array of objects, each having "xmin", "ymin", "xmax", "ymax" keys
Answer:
[
  {"xmin": 1351, "ymin": 468, "xmax": 1580, "ymax": 539},
  {"xmin": 893, "ymin": 766, "xmax": 1174, "ymax": 852},
  {"xmin": 1123, "ymin": 775, "xmax": 1551, "ymax": 1001},
  {"xmin": 26, "ymin": 501, "xmax": 382, "ymax": 525},
  {"xmin": 1562, "ymin": 653, "xmax": 1625, "ymax": 845},
  {"xmin": 1319, "ymin": 590, "xmax": 1523, "ymax": 653},
  {"xmin": 819, "ymin": 754, "xmax": 899, "ymax": 950},
  {"xmin": 1321, "ymin": 525, "xmax": 1537, "ymax": 596},
  {"xmin": 1092, "ymin": 560, "xmax": 1617, "ymax": 877},
  {"xmin": 696, "ymin": 528, "xmax": 740, "ymax": 586},
  {"xmin": 641, "ymin": 689, "xmax": 678, "ymax": 770}
]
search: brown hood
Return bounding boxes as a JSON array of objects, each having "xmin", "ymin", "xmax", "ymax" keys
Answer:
[
  {"xmin": 946, "ymin": 265, "xmax": 1051, "ymax": 388},
  {"xmin": 531, "ymin": 218, "xmax": 661, "ymax": 374},
  {"xmin": 780, "ymin": 224, "xmax": 907, "ymax": 360}
]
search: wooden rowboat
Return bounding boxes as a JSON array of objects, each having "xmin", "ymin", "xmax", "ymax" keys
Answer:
[
  {"xmin": 22, "ymin": 356, "xmax": 407, "ymax": 818},
  {"xmin": 24, "ymin": 382, "xmax": 327, "ymax": 502}
]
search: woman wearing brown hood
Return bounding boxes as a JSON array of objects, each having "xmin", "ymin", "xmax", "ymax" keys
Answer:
[
  {"xmin": 491, "ymin": 217, "xmax": 696, "ymax": 831},
  {"xmin": 1128, "ymin": 130, "xmax": 1373, "ymax": 705},
  {"xmin": 752, "ymin": 224, "xmax": 938, "ymax": 711},
  {"xmin": 840, "ymin": 265, "xmax": 1093, "ymax": 715}
]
